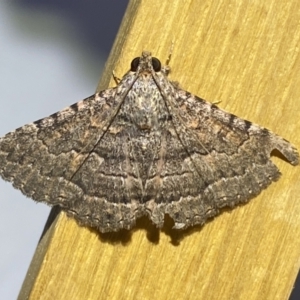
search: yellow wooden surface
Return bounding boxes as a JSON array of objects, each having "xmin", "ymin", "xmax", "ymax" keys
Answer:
[{"xmin": 19, "ymin": 0, "xmax": 300, "ymax": 299}]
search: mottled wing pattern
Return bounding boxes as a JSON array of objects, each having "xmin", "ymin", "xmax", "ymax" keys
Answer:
[
  {"xmin": 160, "ymin": 87, "xmax": 299, "ymax": 229},
  {"xmin": 0, "ymin": 87, "xmax": 144, "ymax": 232},
  {"xmin": 0, "ymin": 51, "xmax": 298, "ymax": 233}
]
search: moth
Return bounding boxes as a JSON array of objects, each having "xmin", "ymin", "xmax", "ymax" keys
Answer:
[{"xmin": 0, "ymin": 51, "xmax": 298, "ymax": 232}]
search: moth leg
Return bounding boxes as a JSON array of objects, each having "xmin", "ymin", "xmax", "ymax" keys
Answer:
[
  {"xmin": 161, "ymin": 43, "xmax": 174, "ymax": 76},
  {"xmin": 165, "ymin": 41, "xmax": 175, "ymax": 67},
  {"xmin": 112, "ymin": 70, "xmax": 121, "ymax": 85},
  {"xmin": 212, "ymin": 100, "xmax": 222, "ymax": 105}
]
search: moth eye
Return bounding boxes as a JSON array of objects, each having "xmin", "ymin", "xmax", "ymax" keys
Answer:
[
  {"xmin": 151, "ymin": 57, "xmax": 161, "ymax": 72},
  {"xmin": 130, "ymin": 57, "xmax": 140, "ymax": 71}
]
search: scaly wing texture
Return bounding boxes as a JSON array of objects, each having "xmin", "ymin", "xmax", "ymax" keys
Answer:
[
  {"xmin": 0, "ymin": 88, "xmax": 147, "ymax": 232},
  {"xmin": 160, "ymin": 88, "xmax": 299, "ymax": 229},
  {"xmin": 0, "ymin": 78, "xmax": 298, "ymax": 232}
]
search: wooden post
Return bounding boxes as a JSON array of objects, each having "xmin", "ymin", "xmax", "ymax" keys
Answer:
[{"xmin": 19, "ymin": 0, "xmax": 300, "ymax": 299}]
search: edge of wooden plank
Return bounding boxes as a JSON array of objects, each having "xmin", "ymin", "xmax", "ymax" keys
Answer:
[
  {"xmin": 18, "ymin": 208, "xmax": 60, "ymax": 300},
  {"xmin": 17, "ymin": 1, "xmax": 141, "ymax": 298}
]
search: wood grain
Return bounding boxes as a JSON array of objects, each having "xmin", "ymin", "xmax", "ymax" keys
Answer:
[{"xmin": 19, "ymin": 0, "xmax": 300, "ymax": 299}]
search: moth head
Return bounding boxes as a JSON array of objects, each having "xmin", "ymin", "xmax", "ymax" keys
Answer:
[{"xmin": 130, "ymin": 56, "xmax": 161, "ymax": 72}]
